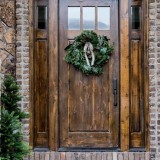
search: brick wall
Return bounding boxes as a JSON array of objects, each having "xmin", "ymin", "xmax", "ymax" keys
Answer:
[
  {"xmin": 149, "ymin": 0, "xmax": 160, "ymax": 158},
  {"xmin": 16, "ymin": 0, "xmax": 30, "ymax": 142},
  {"xmin": 0, "ymin": 0, "xmax": 160, "ymax": 160}
]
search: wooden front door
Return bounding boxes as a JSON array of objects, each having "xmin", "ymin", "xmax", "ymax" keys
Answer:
[
  {"xmin": 32, "ymin": 0, "xmax": 149, "ymax": 151},
  {"xmin": 59, "ymin": 0, "xmax": 119, "ymax": 149}
]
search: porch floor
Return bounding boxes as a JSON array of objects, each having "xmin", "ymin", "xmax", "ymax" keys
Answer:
[{"xmin": 25, "ymin": 152, "xmax": 159, "ymax": 160}]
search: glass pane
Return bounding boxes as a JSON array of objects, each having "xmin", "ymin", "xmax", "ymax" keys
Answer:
[
  {"xmin": 38, "ymin": 6, "xmax": 47, "ymax": 29},
  {"xmin": 68, "ymin": 7, "xmax": 80, "ymax": 30},
  {"xmin": 83, "ymin": 7, "xmax": 95, "ymax": 30},
  {"xmin": 98, "ymin": 7, "xmax": 110, "ymax": 30},
  {"xmin": 131, "ymin": 6, "xmax": 141, "ymax": 29}
]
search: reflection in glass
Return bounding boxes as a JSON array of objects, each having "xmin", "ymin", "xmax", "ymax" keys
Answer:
[
  {"xmin": 38, "ymin": 6, "xmax": 47, "ymax": 29},
  {"xmin": 131, "ymin": 6, "xmax": 141, "ymax": 29},
  {"xmin": 68, "ymin": 7, "xmax": 80, "ymax": 30},
  {"xmin": 98, "ymin": 7, "xmax": 110, "ymax": 30},
  {"xmin": 83, "ymin": 7, "xmax": 95, "ymax": 30}
]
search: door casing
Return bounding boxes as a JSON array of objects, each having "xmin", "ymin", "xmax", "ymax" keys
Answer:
[{"xmin": 29, "ymin": 0, "xmax": 149, "ymax": 151}]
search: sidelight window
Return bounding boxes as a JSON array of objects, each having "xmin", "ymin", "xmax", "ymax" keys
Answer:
[
  {"xmin": 131, "ymin": 6, "xmax": 141, "ymax": 29},
  {"xmin": 37, "ymin": 6, "xmax": 47, "ymax": 29}
]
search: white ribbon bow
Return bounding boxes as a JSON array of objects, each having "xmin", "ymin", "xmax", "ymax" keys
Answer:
[{"xmin": 84, "ymin": 42, "xmax": 95, "ymax": 66}]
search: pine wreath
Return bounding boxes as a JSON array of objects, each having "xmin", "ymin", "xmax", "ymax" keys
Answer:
[{"xmin": 65, "ymin": 31, "xmax": 114, "ymax": 75}]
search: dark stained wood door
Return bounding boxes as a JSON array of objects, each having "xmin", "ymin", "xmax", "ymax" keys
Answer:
[{"xmin": 59, "ymin": 0, "xmax": 119, "ymax": 148}]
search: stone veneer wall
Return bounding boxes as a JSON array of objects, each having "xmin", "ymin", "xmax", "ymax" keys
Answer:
[
  {"xmin": 0, "ymin": 0, "xmax": 160, "ymax": 160},
  {"xmin": 0, "ymin": 0, "xmax": 16, "ymax": 76}
]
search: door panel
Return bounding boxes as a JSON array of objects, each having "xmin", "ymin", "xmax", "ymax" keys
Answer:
[
  {"xmin": 59, "ymin": 0, "xmax": 119, "ymax": 148},
  {"xmin": 129, "ymin": 0, "xmax": 145, "ymax": 148},
  {"xmin": 34, "ymin": 0, "xmax": 49, "ymax": 147}
]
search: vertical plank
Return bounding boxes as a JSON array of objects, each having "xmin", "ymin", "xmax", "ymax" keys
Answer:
[
  {"xmin": 123, "ymin": 152, "xmax": 128, "ymax": 160},
  {"xmin": 101, "ymin": 152, "xmax": 107, "ymax": 160},
  {"xmin": 54, "ymin": 152, "xmax": 61, "ymax": 160},
  {"xmin": 130, "ymin": 40, "xmax": 141, "ymax": 132},
  {"xmin": 35, "ymin": 41, "xmax": 48, "ymax": 146},
  {"xmin": 44, "ymin": 152, "xmax": 50, "ymax": 160},
  {"xmin": 120, "ymin": 0, "xmax": 130, "ymax": 151},
  {"xmin": 49, "ymin": 0, "xmax": 59, "ymax": 150},
  {"xmin": 139, "ymin": 153, "xmax": 145, "ymax": 160},
  {"xmin": 29, "ymin": 152, "xmax": 35, "ymax": 160},
  {"xmin": 73, "ymin": 152, "xmax": 79, "ymax": 160},
  {"xmin": 50, "ymin": 152, "xmax": 54, "ymax": 160},
  {"xmin": 134, "ymin": 153, "xmax": 140, "ymax": 160},
  {"xmin": 35, "ymin": 152, "xmax": 40, "ymax": 160},
  {"xmin": 107, "ymin": 152, "xmax": 113, "ymax": 160},
  {"xmin": 86, "ymin": 153, "xmax": 91, "ymax": 160},
  {"xmin": 39, "ymin": 152, "xmax": 45, "ymax": 160},
  {"xmin": 113, "ymin": 152, "xmax": 117, "ymax": 160},
  {"xmin": 96, "ymin": 152, "xmax": 102, "ymax": 160},
  {"xmin": 143, "ymin": 0, "xmax": 149, "ymax": 151},
  {"xmin": 61, "ymin": 152, "xmax": 66, "ymax": 160},
  {"xmin": 29, "ymin": 0, "xmax": 34, "ymax": 148},
  {"xmin": 90, "ymin": 153, "xmax": 97, "ymax": 160},
  {"xmin": 66, "ymin": 152, "xmax": 72, "ymax": 160},
  {"xmin": 117, "ymin": 153, "xmax": 123, "ymax": 160},
  {"xmin": 145, "ymin": 152, "xmax": 150, "ymax": 160},
  {"xmin": 79, "ymin": 152, "xmax": 86, "ymax": 160},
  {"xmin": 128, "ymin": 153, "xmax": 134, "ymax": 160}
]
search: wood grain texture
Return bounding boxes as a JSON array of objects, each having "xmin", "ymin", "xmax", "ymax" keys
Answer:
[
  {"xmin": 59, "ymin": 0, "xmax": 119, "ymax": 149},
  {"xmin": 130, "ymin": 40, "xmax": 141, "ymax": 132},
  {"xmin": 29, "ymin": 0, "xmax": 34, "ymax": 148},
  {"xmin": 129, "ymin": 0, "xmax": 148, "ymax": 149},
  {"xmin": 48, "ymin": 0, "xmax": 59, "ymax": 150},
  {"xmin": 33, "ymin": 0, "xmax": 49, "ymax": 148},
  {"xmin": 120, "ymin": 0, "xmax": 130, "ymax": 151},
  {"xmin": 34, "ymin": 40, "xmax": 48, "ymax": 147},
  {"xmin": 30, "ymin": 0, "xmax": 149, "ymax": 152},
  {"xmin": 143, "ymin": 0, "xmax": 149, "ymax": 151}
]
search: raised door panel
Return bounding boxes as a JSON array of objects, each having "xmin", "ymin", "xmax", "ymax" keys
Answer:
[
  {"xmin": 129, "ymin": 0, "xmax": 145, "ymax": 148},
  {"xmin": 34, "ymin": 40, "xmax": 49, "ymax": 147},
  {"xmin": 34, "ymin": 0, "xmax": 49, "ymax": 148}
]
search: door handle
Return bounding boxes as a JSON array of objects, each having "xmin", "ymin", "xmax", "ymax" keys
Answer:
[{"xmin": 113, "ymin": 79, "xmax": 117, "ymax": 106}]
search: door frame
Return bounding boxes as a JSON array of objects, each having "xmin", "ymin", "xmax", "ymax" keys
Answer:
[{"xmin": 29, "ymin": 0, "xmax": 149, "ymax": 151}]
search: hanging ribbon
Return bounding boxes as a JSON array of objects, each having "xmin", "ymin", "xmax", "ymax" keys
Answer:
[{"xmin": 84, "ymin": 42, "xmax": 95, "ymax": 66}]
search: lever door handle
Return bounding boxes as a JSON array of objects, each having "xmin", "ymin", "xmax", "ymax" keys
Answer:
[{"xmin": 113, "ymin": 79, "xmax": 117, "ymax": 106}]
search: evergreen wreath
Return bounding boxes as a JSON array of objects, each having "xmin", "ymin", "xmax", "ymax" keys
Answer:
[{"xmin": 65, "ymin": 30, "xmax": 114, "ymax": 75}]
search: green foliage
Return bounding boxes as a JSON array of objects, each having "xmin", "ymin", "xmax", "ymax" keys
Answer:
[
  {"xmin": 0, "ymin": 108, "xmax": 30, "ymax": 160},
  {"xmin": 65, "ymin": 30, "xmax": 114, "ymax": 75},
  {"xmin": 0, "ymin": 75, "xmax": 30, "ymax": 160},
  {"xmin": 1, "ymin": 75, "xmax": 28, "ymax": 119}
]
